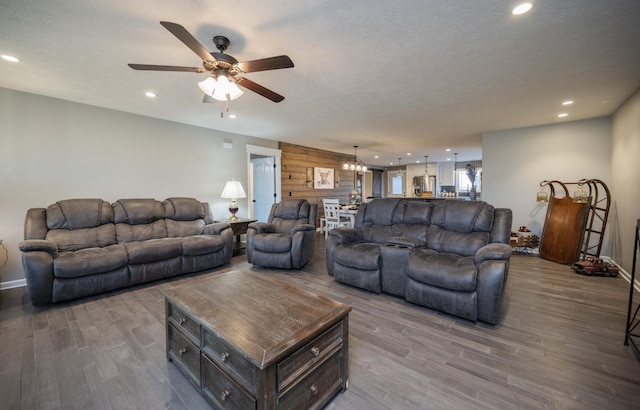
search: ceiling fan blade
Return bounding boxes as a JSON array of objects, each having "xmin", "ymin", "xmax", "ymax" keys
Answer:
[
  {"xmin": 235, "ymin": 55, "xmax": 294, "ymax": 73},
  {"xmin": 236, "ymin": 77, "xmax": 285, "ymax": 102},
  {"xmin": 159, "ymin": 21, "xmax": 216, "ymax": 62},
  {"xmin": 202, "ymin": 94, "xmax": 216, "ymax": 103},
  {"xmin": 128, "ymin": 64, "xmax": 205, "ymax": 73}
]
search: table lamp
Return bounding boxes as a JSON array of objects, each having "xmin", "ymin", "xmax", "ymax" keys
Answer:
[{"xmin": 221, "ymin": 179, "xmax": 247, "ymax": 220}]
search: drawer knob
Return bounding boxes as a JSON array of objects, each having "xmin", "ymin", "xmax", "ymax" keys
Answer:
[
  {"xmin": 310, "ymin": 347, "xmax": 320, "ymax": 357},
  {"xmin": 221, "ymin": 390, "xmax": 230, "ymax": 401},
  {"xmin": 221, "ymin": 352, "xmax": 230, "ymax": 362},
  {"xmin": 310, "ymin": 384, "xmax": 318, "ymax": 396},
  {"xmin": 179, "ymin": 317, "xmax": 186, "ymax": 325},
  {"xmin": 178, "ymin": 348, "xmax": 187, "ymax": 356}
]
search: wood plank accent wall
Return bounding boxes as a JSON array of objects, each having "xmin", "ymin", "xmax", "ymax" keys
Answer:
[{"xmin": 280, "ymin": 142, "xmax": 357, "ymax": 208}]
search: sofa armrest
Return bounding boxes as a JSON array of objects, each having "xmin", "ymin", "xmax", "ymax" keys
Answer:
[
  {"xmin": 248, "ymin": 222, "xmax": 274, "ymax": 234},
  {"xmin": 292, "ymin": 224, "xmax": 316, "ymax": 234},
  {"xmin": 386, "ymin": 236, "xmax": 423, "ymax": 248},
  {"xmin": 475, "ymin": 243, "xmax": 511, "ymax": 264},
  {"xmin": 19, "ymin": 239, "xmax": 59, "ymax": 258},
  {"xmin": 328, "ymin": 227, "xmax": 363, "ymax": 244},
  {"xmin": 204, "ymin": 222, "xmax": 231, "ymax": 235}
]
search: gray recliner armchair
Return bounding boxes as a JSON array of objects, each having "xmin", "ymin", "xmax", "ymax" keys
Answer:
[{"xmin": 246, "ymin": 199, "xmax": 317, "ymax": 269}]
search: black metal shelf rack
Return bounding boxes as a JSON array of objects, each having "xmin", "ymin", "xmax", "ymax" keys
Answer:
[{"xmin": 624, "ymin": 218, "xmax": 640, "ymax": 360}]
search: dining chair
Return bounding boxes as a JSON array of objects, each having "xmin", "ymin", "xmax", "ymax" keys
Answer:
[{"xmin": 322, "ymin": 198, "xmax": 351, "ymax": 239}]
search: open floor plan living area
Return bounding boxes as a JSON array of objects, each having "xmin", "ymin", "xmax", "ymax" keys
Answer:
[{"xmin": 1, "ymin": 1, "xmax": 640, "ymax": 409}]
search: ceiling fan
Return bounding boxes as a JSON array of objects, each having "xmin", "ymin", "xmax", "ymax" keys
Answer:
[{"xmin": 128, "ymin": 21, "xmax": 294, "ymax": 103}]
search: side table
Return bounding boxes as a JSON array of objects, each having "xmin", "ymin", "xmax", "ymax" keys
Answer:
[{"xmin": 215, "ymin": 218, "xmax": 257, "ymax": 256}]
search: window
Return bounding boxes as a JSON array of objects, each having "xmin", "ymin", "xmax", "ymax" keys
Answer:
[
  {"xmin": 388, "ymin": 171, "xmax": 406, "ymax": 197},
  {"xmin": 456, "ymin": 168, "xmax": 481, "ymax": 197}
]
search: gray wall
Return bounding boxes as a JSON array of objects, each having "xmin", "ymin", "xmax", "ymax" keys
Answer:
[
  {"xmin": 0, "ymin": 88, "xmax": 278, "ymax": 284},
  {"xmin": 611, "ymin": 87, "xmax": 640, "ymax": 274},
  {"xmin": 482, "ymin": 117, "xmax": 612, "ymax": 252},
  {"xmin": 483, "ymin": 87, "xmax": 640, "ymax": 277}
]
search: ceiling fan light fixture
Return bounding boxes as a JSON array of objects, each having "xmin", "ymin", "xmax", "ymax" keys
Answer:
[
  {"xmin": 198, "ymin": 74, "xmax": 243, "ymax": 101},
  {"xmin": 198, "ymin": 76, "xmax": 217, "ymax": 95}
]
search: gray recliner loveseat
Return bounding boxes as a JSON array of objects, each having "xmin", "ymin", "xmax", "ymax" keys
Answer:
[
  {"xmin": 19, "ymin": 197, "xmax": 234, "ymax": 306},
  {"xmin": 326, "ymin": 198, "xmax": 512, "ymax": 324}
]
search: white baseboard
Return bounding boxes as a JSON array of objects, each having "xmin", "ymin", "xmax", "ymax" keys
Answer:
[{"xmin": 0, "ymin": 278, "xmax": 27, "ymax": 290}]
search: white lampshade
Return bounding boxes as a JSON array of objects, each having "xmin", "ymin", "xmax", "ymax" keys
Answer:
[
  {"xmin": 198, "ymin": 76, "xmax": 216, "ymax": 95},
  {"xmin": 199, "ymin": 75, "xmax": 243, "ymax": 102},
  {"xmin": 221, "ymin": 180, "xmax": 247, "ymax": 199}
]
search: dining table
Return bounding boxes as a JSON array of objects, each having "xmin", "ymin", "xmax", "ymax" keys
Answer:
[{"xmin": 340, "ymin": 205, "xmax": 359, "ymax": 227}]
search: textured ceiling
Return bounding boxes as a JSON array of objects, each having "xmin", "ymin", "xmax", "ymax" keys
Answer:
[{"xmin": 1, "ymin": 1, "xmax": 639, "ymax": 167}]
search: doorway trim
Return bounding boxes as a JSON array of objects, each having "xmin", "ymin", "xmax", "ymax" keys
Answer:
[{"xmin": 246, "ymin": 144, "xmax": 282, "ymax": 218}]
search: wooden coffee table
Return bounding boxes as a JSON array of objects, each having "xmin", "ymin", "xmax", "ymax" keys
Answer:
[{"xmin": 162, "ymin": 270, "xmax": 352, "ymax": 409}]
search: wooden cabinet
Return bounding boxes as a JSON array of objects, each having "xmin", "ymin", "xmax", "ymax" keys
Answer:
[{"xmin": 164, "ymin": 271, "xmax": 351, "ymax": 409}]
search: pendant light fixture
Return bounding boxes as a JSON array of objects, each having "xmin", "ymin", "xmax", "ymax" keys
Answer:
[
  {"xmin": 396, "ymin": 158, "xmax": 403, "ymax": 176},
  {"xmin": 343, "ymin": 146, "xmax": 367, "ymax": 172}
]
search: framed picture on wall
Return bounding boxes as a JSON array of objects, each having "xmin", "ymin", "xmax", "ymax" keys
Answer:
[{"xmin": 314, "ymin": 167, "xmax": 334, "ymax": 189}]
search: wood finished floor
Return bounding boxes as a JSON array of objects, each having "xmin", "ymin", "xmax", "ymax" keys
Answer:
[{"xmin": 1, "ymin": 235, "xmax": 640, "ymax": 410}]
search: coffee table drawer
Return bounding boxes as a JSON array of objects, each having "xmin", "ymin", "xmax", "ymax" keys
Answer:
[
  {"xmin": 277, "ymin": 322, "xmax": 343, "ymax": 390},
  {"xmin": 278, "ymin": 351, "xmax": 342, "ymax": 410},
  {"xmin": 202, "ymin": 328, "xmax": 257, "ymax": 394},
  {"xmin": 168, "ymin": 324, "xmax": 201, "ymax": 386},
  {"xmin": 202, "ymin": 355, "xmax": 256, "ymax": 410},
  {"xmin": 167, "ymin": 303, "xmax": 200, "ymax": 345}
]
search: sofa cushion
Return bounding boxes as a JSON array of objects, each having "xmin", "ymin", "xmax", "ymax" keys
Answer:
[
  {"xmin": 269, "ymin": 199, "xmax": 313, "ymax": 234},
  {"xmin": 253, "ymin": 233, "xmax": 292, "ymax": 253},
  {"xmin": 408, "ymin": 250, "xmax": 477, "ymax": 292},
  {"xmin": 403, "ymin": 201, "xmax": 433, "ymax": 224},
  {"xmin": 425, "ymin": 226, "xmax": 490, "ymax": 256},
  {"xmin": 113, "ymin": 199, "xmax": 167, "ymax": 242},
  {"xmin": 181, "ymin": 235, "xmax": 227, "ymax": 256},
  {"xmin": 54, "ymin": 244, "xmax": 128, "ymax": 279},
  {"xmin": 47, "ymin": 224, "xmax": 117, "ymax": 252},
  {"xmin": 334, "ymin": 242, "xmax": 380, "ymax": 270},
  {"xmin": 391, "ymin": 224, "xmax": 429, "ymax": 242},
  {"xmin": 113, "ymin": 198, "xmax": 165, "ymax": 225},
  {"xmin": 47, "ymin": 199, "xmax": 113, "ymax": 230},
  {"xmin": 123, "ymin": 238, "xmax": 182, "ymax": 264},
  {"xmin": 431, "ymin": 200, "xmax": 494, "ymax": 233},
  {"xmin": 361, "ymin": 223, "xmax": 395, "ymax": 244},
  {"xmin": 164, "ymin": 197, "xmax": 206, "ymax": 221},
  {"xmin": 359, "ymin": 198, "xmax": 403, "ymax": 226},
  {"xmin": 166, "ymin": 219, "xmax": 206, "ymax": 237}
]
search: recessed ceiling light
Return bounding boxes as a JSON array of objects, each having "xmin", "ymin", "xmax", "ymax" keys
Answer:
[
  {"xmin": 374, "ymin": 155, "xmax": 379, "ymax": 159},
  {"xmin": 229, "ymin": 114, "xmax": 237, "ymax": 119},
  {"xmin": 407, "ymin": 153, "xmax": 411, "ymax": 156},
  {"xmin": 1, "ymin": 54, "xmax": 19, "ymax": 62},
  {"xmin": 415, "ymin": 160, "xmax": 420, "ymax": 163},
  {"xmin": 562, "ymin": 100, "xmax": 574, "ymax": 105},
  {"xmin": 512, "ymin": 3, "xmax": 533, "ymax": 15},
  {"xmin": 558, "ymin": 113, "xmax": 568, "ymax": 118},
  {"xmin": 446, "ymin": 148, "xmax": 451, "ymax": 152},
  {"xmin": 145, "ymin": 91, "xmax": 156, "ymax": 98}
]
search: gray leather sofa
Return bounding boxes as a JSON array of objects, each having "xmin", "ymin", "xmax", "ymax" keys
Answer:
[
  {"xmin": 326, "ymin": 198, "xmax": 512, "ymax": 324},
  {"xmin": 246, "ymin": 199, "xmax": 317, "ymax": 269},
  {"xmin": 19, "ymin": 197, "xmax": 233, "ymax": 306}
]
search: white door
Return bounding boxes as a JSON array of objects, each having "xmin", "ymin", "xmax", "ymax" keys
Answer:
[
  {"xmin": 387, "ymin": 171, "xmax": 406, "ymax": 197},
  {"xmin": 252, "ymin": 157, "xmax": 276, "ymax": 221}
]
